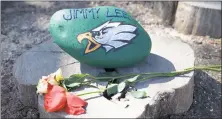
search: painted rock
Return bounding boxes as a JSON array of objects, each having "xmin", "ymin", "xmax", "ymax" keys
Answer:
[{"xmin": 49, "ymin": 6, "xmax": 152, "ymax": 68}]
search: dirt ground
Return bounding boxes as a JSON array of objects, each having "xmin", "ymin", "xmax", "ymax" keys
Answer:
[{"xmin": 1, "ymin": 1, "xmax": 221, "ymax": 118}]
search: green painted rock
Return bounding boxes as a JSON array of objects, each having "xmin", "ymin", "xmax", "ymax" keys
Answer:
[{"xmin": 49, "ymin": 6, "xmax": 152, "ymax": 68}]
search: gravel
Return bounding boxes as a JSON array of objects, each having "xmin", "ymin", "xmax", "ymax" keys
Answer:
[{"xmin": 1, "ymin": 1, "xmax": 221, "ymax": 118}]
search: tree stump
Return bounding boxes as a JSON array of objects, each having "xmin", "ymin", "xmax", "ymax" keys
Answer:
[
  {"xmin": 173, "ymin": 2, "xmax": 221, "ymax": 38},
  {"xmin": 13, "ymin": 33, "xmax": 195, "ymax": 118},
  {"xmin": 149, "ymin": 1, "xmax": 178, "ymax": 25}
]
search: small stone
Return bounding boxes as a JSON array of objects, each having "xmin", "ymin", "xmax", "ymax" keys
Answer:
[
  {"xmin": 1, "ymin": 96, "xmax": 11, "ymax": 106},
  {"xmin": 1, "ymin": 34, "xmax": 7, "ymax": 41},
  {"xmin": 4, "ymin": 8, "xmax": 14, "ymax": 13},
  {"xmin": 25, "ymin": 44, "xmax": 32, "ymax": 49},
  {"xmin": 49, "ymin": 6, "xmax": 152, "ymax": 68},
  {"xmin": 12, "ymin": 39, "xmax": 20, "ymax": 44},
  {"xmin": 25, "ymin": 108, "xmax": 39, "ymax": 118},
  {"xmin": 111, "ymin": 93, "xmax": 130, "ymax": 109},
  {"xmin": 194, "ymin": 40, "xmax": 202, "ymax": 44},
  {"xmin": 125, "ymin": 104, "xmax": 129, "ymax": 108},
  {"xmin": 21, "ymin": 25, "xmax": 29, "ymax": 30},
  {"xmin": 1, "ymin": 86, "xmax": 11, "ymax": 94}
]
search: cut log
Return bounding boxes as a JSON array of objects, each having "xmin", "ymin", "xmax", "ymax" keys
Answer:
[
  {"xmin": 13, "ymin": 33, "xmax": 195, "ymax": 118},
  {"xmin": 148, "ymin": 1, "xmax": 178, "ymax": 25},
  {"xmin": 12, "ymin": 40, "xmax": 106, "ymax": 107},
  {"xmin": 173, "ymin": 2, "xmax": 221, "ymax": 38}
]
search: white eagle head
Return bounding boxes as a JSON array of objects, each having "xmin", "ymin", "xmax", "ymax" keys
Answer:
[{"xmin": 77, "ymin": 21, "xmax": 137, "ymax": 54}]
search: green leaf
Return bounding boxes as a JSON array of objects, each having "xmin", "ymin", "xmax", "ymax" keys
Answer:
[
  {"xmin": 117, "ymin": 82, "xmax": 126, "ymax": 92},
  {"xmin": 126, "ymin": 75, "xmax": 140, "ymax": 83},
  {"xmin": 62, "ymin": 80, "xmax": 67, "ymax": 91},
  {"xmin": 84, "ymin": 84, "xmax": 99, "ymax": 89},
  {"xmin": 64, "ymin": 74, "xmax": 88, "ymax": 88},
  {"xmin": 130, "ymin": 91, "xmax": 147, "ymax": 99},
  {"xmin": 66, "ymin": 83, "xmax": 81, "ymax": 87},
  {"xmin": 107, "ymin": 84, "xmax": 118, "ymax": 96},
  {"xmin": 69, "ymin": 74, "xmax": 88, "ymax": 82}
]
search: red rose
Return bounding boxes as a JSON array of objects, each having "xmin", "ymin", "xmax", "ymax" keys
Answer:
[
  {"xmin": 44, "ymin": 84, "xmax": 67, "ymax": 112},
  {"xmin": 65, "ymin": 92, "xmax": 88, "ymax": 115}
]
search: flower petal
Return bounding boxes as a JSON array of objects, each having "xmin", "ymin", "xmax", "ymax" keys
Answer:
[
  {"xmin": 65, "ymin": 106, "xmax": 86, "ymax": 115},
  {"xmin": 47, "ymin": 74, "xmax": 59, "ymax": 85},
  {"xmin": 36, "ymin": 78, "xmax": 48, "ymax": 94},
  {"xmin": 65, "ymin": 92, "xmax": 88, "ymax": 115},
  {"xmin": 66, "ymin": 92, "xmax": 88, "ymax": 107},
  {"xmin": 55, "ymin": 68, "xmax": 64, "ymax": 82},
  {"xmin": 44, "ymin": 85, "xmax": 67, "ymax": 112}
]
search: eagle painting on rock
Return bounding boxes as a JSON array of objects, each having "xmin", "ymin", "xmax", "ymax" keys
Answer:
[{"xmin": 77, "ymin": 21, "xmax": 138, "ymax": 54}]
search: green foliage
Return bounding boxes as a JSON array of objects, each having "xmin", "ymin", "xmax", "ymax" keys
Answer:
[
  {"xmin": 62, "ymin": 65, "xmax": 221, "ymax": 99},
  {"xmin": 117, "ymin": 82, "xmax": 126, "ymax": 93},
  {"xmin": 126, "ymin": 75, "xmax": 140, "ymax": 82},
  {"xmin": 106, "ymin": 84, "xmax": 118, "ymax": 96},
  {"xmin": 69, "ymin": 74, "xmax": 89, "ymax": 82},
  {"xmin": 63, "ymin": 74, "xmax": 88, "ymax": 88}
]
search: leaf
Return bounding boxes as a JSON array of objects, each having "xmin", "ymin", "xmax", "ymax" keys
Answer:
[
  {"xmin": 66, "ymin": 83, "xmax": 81, "ymax": 88},
  {"xmin": 117, "ymin": 82, "xmax": 126, "ymax": 93},
  {"xmin": 126, "ymin": 75, "xmax": 140, "ymax": 83},
  {"xmin": 69, "ymin": 74, "xmax": 88, "ymax": 83},
  {"xmin": 130, "ymin": 91, "xmax": 147, "ymax": 99},
  {"xmin": 64, "ymin": 74, "xmax": 88, "ymax": 88},
  {"xmin": 106, "ymin": 84, "xmax": 118, "ymax": 96},
  {"xmin": 83, "ymin": 84, "xmax": 99, "ymax": 89},
  {"xmin": 62, "ymin": 80, "xmax": 67, "ymax": 91},
  {"xmin": 95, "ymin": 77, "xmax": 114, "ymax": 82}
]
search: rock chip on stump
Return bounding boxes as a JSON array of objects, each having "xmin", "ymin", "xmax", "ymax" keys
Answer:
[
  {"xmin": 49, "ymin": 6, "xmax": 152, "ymax": 68},
  {"xmin": 13, "ymin": 40, "xmax": 105, "ymax": 107},
  {"xmin": 37, "ymin": 33, "xmax": 194, "ymax": 118}
]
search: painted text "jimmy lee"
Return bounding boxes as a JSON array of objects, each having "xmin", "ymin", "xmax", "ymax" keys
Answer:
[{"xmin": 63, "ymin": 8, "xmax": 130, "ymax": 21}]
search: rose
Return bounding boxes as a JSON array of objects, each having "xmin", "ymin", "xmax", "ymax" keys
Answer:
[
  {"xmin": 36, "ymin": 76, "xmax": 48, "ymax": 94},
  {"xmin": 54, "ymin": 68, "xmax": 63, "ymax": 82},
  {"xmin": 44, "ymin": 84, "xmax": 67, "ymax": 112},
  {"xmin": 44, "ymin": 84, "xmax": 87, "ymax": 115},
  {"xmin": 36, "ymin": 68, "xmax": 87, "ymax": 115},
  {"xmin": 65, "ymin": 92, "xmax": 88, "ymax": 115},
  {"xmin": 36, "ymin": 68, "xmax": 63, "ymax": 94},
  {"xmin": 36, "ymin": 75, "xmax": 59, "ymax": 94}
]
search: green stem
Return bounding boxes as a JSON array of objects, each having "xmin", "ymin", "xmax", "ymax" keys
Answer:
[
  {"xmin": 72, "ymin": 65, "xmax": 221, "ymax": 97},
  {"xmin": 62, "ymin": 81, "xmax": 68, "ymax": 91},
  {"xmin": 135, "ymin": 65, "xmax": 221, "ymax": 83},
  {"xmin": 87, "ymin": 65, "xmax": 220, "ymax": 82},
  {"xmin": 76, "ymin": 90, "xmax": 104, "ymax": 96}
]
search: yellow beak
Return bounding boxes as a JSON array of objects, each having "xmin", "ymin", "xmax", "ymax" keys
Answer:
[{"xmin": 77, "ymin": 32, "xmax": 101, "ymax": 54}]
